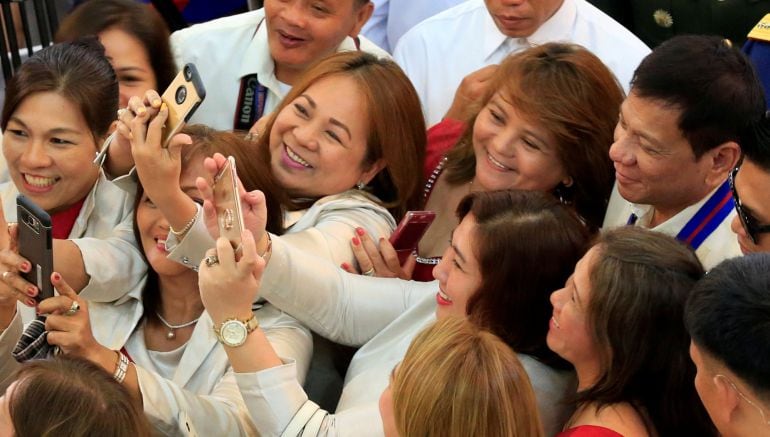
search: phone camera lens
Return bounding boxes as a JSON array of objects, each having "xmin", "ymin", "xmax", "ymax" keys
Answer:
[
  {"xmin": 183, "ymin": 65, "xmax": 192, "ymax": 81},
  {"xmin": 175, "ymin": 85, "xmax": 187, "ymax": 104}
]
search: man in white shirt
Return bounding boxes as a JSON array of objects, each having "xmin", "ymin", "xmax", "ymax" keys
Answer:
[
  {"xmin": 171, "ymin": 0, "xmax": 388, "ymax": 130},
  {"xmin": 603, "ymin": 35, "xmax": 765, "ymax": 270},
  {"xmin": 393, "ymin": 0, "xmax": 649, "ymax": 126}
]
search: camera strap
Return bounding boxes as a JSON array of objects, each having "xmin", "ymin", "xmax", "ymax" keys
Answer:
[{"xmin": 234, "ymin": 73, "xmax": 268, "ymax": 131}]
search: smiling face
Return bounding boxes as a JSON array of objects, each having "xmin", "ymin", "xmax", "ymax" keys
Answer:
[
  {"xmin": 483, "ymin": 0, "xmax": 564, "ymax": 37},
  {"xmin": 136, "ymin": 155, "xmax": 205, "ymax": 277},
  {"xmin": 472, "ymin": 92, "xmax": 570, "ymax": 192},
  {"xmin": 730, "ymin": 160, "xmax": 770, "ymax": 254},
  {"xmin": 98, "ymin": 26, "xmax": 157, "ymax": 108},
  {"xmin": 3, "ymin": 92, "xmax": 101, "ymax": 214},
  {"xmin": 609, "ymin": 92, "xmax": 715, "ymax": 213},
  {"xmin": 264, "ymin": 0, "xmax": 370, "ymax": 82},
  {"xmin": 547, "ymin": 245, "xmax": 600, "ymax": 371},
  {"xmin": 431, "ymin": 214, "xmax": 483, "ymax": 319},
  {"xmin": 268, "ymin": 73, "xmax": 382, "ymax": 198}
]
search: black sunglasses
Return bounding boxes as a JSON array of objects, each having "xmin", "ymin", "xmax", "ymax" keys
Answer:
[{"xmin": 729, "ymin": 165, "xmax": 770, "ymax": 244}]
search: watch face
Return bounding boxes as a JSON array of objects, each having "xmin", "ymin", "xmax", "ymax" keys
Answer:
[{"xmin": 221, "ymin": 320, "xmax": 247, "ymax": 347}]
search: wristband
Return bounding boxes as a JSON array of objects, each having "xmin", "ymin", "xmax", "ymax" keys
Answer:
[{"xmin": 113, "ymin": 350, "xmax": 129, "ymax": 383}]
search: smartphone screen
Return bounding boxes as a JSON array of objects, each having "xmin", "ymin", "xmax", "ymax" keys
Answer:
[
  {"xmin": 213, "ymin": 156, "xmax": 244, "ymax": 254},
  {"xmin": 17, "ymin": 195, "xmax": 54, "ymax": 301},
  {"xmin": 159, "ymin": 63, "xmax": 206, "ymax": 147}
]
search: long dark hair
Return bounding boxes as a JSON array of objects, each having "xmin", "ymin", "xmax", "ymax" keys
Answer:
[
  {"xmin": 134, "ymin": 125, "xmax": 286, "ymax": 325},
  {"xmin": 460, "ymin": 190, "xmax": 592, "ymax": 368},
  {"xmin": 578, "ymin": 227, "xmax": 716, "ymax": 436}
]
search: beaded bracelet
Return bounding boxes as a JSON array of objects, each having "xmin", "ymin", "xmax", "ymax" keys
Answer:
[
  {"xmin": 113, "ymin": 350, "xmax": 129, "ymax": 383},
  {"xmin": 169, "ymin": 210, "xmax": 198, "ymax": 238}
]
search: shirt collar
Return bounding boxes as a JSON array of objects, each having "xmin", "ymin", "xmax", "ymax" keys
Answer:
[
  {"xmin": 528, "ymin": 0, "xmax": 577, "ymax": 46},
  {"xmin": 237, "ymin": 16, "xmax": 281, "ymax": 93},
  {"xmin": 481, "ymin": 0, "xmax": 576, "ymax": 61}
]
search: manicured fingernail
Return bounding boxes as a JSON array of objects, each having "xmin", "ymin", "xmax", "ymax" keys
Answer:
[
  {"xmin": 26, "ymin": 298, "xmax": 35, "ymax": 306},
  {"xmin": 27, "ymin": 286, "xmax": 37, "ymax": 297},
  {"xmin": 160, "ymin": 102, "xmax": 168, "ymax": 112},
  {"xmin": 356, "ymin": 227, "xmax": 365, "ymax": 236},
  {"xmin": 352, "ymin": 237, "xmax": 360, "ymax": 246},
  {"xmin": 20, "ymin": 262, "xmax": 30, "ymax": 272},
  {"xmin": 137, "ymin": 107, "xmax": 146, "ymax": 115},
  {"xmin": 152, "ymin": 98, "xmax": 162, "ymax": 107},
  {"xmin": 53, "ymin": 272, "xmax": 61, "ymax": 281},
  {"xmin": 341, "ymin": 262, "xmax": 350, "ymax": 270}
]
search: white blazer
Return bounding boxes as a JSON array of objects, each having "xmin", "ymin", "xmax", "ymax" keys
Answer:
[
  {"xmin": 1, "ymin": 172, "xmax": 146, "ymax": 322},
  {"xmin": 0, "ymin": 280, "xmax": 312, "ymax": 436}
]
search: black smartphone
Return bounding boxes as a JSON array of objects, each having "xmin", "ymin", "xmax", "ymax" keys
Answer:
[
  {"xmin": 159, "ymin": 63, "xmax": 206, "ymax": 148},
  {"xmin": 17, "ymin": 195, "xmax": 54, "ymax": 301},
  {"xmin": 389, "ymin": 211, "xmax": 436, "ymax": 264}
]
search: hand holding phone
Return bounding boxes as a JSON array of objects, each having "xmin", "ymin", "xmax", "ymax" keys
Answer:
[
  {"xmin": 159, "ymin": 63, "xmax": 206, "ymax": 148},
  {"xmin": 213, "ymin": 156, "xmax": 245, "ymax": 255},
  {"xmin": 389, "ymin": 211, "xmax": 436, "ymax": 264},
  {"xmin": 17, "ymin": 195, "xmax": 54, "ymax": 301}
]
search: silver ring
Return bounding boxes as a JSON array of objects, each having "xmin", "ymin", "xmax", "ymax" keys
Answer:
[
  {"xmin": 1, "ymin": 271, "xmax": 10, "ymax": 281},
  {"xmin": 117, "ymin": 108, "xmax": 127, "ymax": 118},
  {"xmin": 362, "ymin": 267, "xmax": 375, "ymax": 277},
  {"xmin": 65, "ymin": 300, "xmax": 80, "ymax": 316},
  {"xmin": 204, "ymin": 255, "xmax": 220, "ymax": 267}
]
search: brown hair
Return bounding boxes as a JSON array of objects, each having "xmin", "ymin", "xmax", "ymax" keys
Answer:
[
  {"xmin": 257, "ymin": 51, "xmax": 426, "ymax": 220},
  {"xmin": 134, "ymin": 125, "xmax": 287, "ymax": 325},
  {"xmin": 579, "ymin": 227, "xmax": 716, "ymax": 436},
  {"xmin": 55, "ymin": 0, "xmax": 177, "ymax": 92},
  {"xmin": 459, "ymin": 190, "xmax": 591, "ymax": 368},
  {"xmin": 9, "ymin": 355, "xmax": 151, "ymax": 436},
  {"xmin": 445, "ymin": 43, "xmax": 623, "ymax": 231},
  {"xmin": 1, "ymin": 38, "xmax": 118, "ymax": 142},
  {"xmin": 393, "ymin": 317, "xmax": 544, "ymax": 437}
]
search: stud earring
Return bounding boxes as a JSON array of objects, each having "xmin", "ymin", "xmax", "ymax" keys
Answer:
[{"xmin": 356, "ymin": 181, "xmax": 366, "ymax": 190}]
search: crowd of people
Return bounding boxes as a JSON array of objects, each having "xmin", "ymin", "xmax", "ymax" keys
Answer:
[{"xmin": 0, "ymin": 0, "xmax": 767, "ymax": 436}]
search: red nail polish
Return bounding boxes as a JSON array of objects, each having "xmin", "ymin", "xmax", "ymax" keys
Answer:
[
  {"xmin": 341, "ymin": 262, "xmax": 349, "ymax": 270},
  {"xmin": 27, "ymin": 286, "xmax": 36, "ymax": 296},
  {"xmin": 352, "ymin": 237, "xmax": 360, "ymax": 246},
  {"xmin": 356, "ymin": 227, "xmax": 365, "ymax": 236},
  {"xmin": 27, "ymin": 298, "xmax": 35, "ymax": 306},
  {"xmin": 53, "ymin": 272, "xmax": 61, "ymax": 281},
  {"xmin": 20, "ymin": 262, "xmax": 30, "ymax": 272}
]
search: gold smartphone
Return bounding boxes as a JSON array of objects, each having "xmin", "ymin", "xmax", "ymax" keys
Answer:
[
  {"xmin": 159, "ymin": 63, "xmax": 206, "ymax": 147},
  {"xmin": 213, "ymin": 156, "xmax": 245, "ymax": 254}
]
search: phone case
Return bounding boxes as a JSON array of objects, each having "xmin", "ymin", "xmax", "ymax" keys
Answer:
[
  {"xmin": 389, "ymin": 211, "xmax": 436, "ymax": 263},
  {"xmin": 160, "ymin": 63, "xmax": 206, "ymax": 147},
  {"xmin": 17, "ymin": 195, "xmax": 54, "ymax": 301},
  {"xmin": 213, "ymin": 156, "xmax": 245, "ymax": 253}
]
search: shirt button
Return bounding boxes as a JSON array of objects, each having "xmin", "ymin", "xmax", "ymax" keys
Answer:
[{"xmin": 182, "ymin": 256, "xmax": 190, "ymax": 264}]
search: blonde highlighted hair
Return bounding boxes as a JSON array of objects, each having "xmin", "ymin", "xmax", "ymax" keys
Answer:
[{"xmin": 393, "ymin": 317, "xmax": 544, "ymax": 437}]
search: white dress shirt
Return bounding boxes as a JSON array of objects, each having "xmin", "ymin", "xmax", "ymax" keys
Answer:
[
  {"xmin": 393, "ymin": 0, "xmax": 650, "ymax": 126},
  {"xmin": 361, "ymin": 0, "xmax": 468, "ymax": 53},
  {"xmin": 233, "ymin": 237, "xmax": 574, "ymax": 437},
  {"xmin": 603, "ymin": 183, "xmax": 742, "ymax": 270},
  {"xmin": 170, "ymin": 9, "xmax": 390, "ymax": 130}
]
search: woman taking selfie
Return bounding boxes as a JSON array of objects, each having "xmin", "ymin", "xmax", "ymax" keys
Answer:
[
  {"xmin": 0, "ymin": 127, "xmax": 311, "ymax": 435},
  {"xmin": 197, "ymin": 189, "xmax": 591, "ymax": 436},
  {"xmin": 548, "ymin": 227, "xmax": 716, "ymax": 436},
  {"xmin": 347, "ymin": 43, "xmax": 622, "ymax": 281},
  {"xmin": 0, "ymin": 39, "xmax": 144, "ymax": 321},
  {"xmin": 111, "ymin": 51, "xmax": 425, "ymax": 270}
]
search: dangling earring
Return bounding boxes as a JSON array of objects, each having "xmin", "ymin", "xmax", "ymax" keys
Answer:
[
  {"xmin": 554, "ymin": 181, "xmax": 573, "ymax": 205},
  {"xmin": 356, "ymin": 181, "xmax": 366, "ymax": 190}
]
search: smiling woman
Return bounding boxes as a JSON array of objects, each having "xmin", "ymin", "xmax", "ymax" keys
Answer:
[{"xmin": 0, "ymin": 39, "xmax": 145, "ymax": 321}]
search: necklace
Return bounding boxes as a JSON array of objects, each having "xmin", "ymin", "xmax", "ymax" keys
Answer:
[{"xmin": 155, "ymin": 312, "xmax": 201, "ymax": 340}]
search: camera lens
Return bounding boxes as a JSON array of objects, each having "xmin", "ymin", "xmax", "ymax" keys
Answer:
[
  {"xmin": 175, "ymin": 85, "xmax": 187, "ymax": 104},
  {"xmin": 183, "ymin": 65, "xmax": 192, "ymax": 81}
]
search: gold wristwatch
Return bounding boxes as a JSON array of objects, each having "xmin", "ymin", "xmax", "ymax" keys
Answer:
[{"xmin": 214, "ymin": 315, "xmax": 259, "ymax": 347}]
